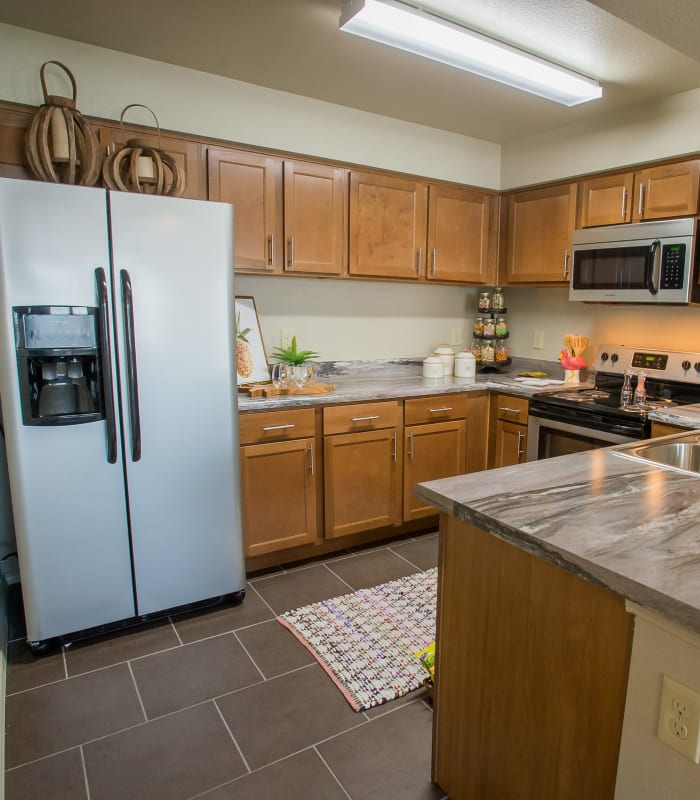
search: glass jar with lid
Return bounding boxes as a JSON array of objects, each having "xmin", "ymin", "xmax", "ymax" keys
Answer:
[
  {"xmin": 495, "ymin": 316, "xmax": 507, "ymax": 337},
  {"xmin": 495, "ymin": 341, "xmax": 509, "ymax": 363},
  {"xmin": 470, "ymin": 338, "xmax": 482, "ymax": 360},
  {"xmin": 473, "ymin": 317, "xmax": 485, "ymax": 337},
  {"xmin": 492, "ymin": 287, "xmax": 505, "ymax": 311},
  {"xmin": 483, "ymin": 317, "xmax": 496, "ymax": 337},
  {"xmin": 480, "ymin": 339, "xmax": 495, "ymax": 364},
  {"xmin": 478, "ymin": 291, "xmax": 491, "ymax": 312}
]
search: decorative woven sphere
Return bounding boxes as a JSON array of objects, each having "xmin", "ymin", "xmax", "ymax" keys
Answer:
[
  {"xmin": 102, "ymin": 105, "xmax": 185, "ymax": 197},
  {"xmin": 24, "ymin": 61, "xmax": 101, "ymax": 186}
]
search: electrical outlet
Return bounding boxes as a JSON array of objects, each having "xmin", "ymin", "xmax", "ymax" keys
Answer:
[
  {"xmin": 657, "ymin": 675, "xmax": 700, "ymax": 762},
  {"xmin": 280, "ymin": 328, "xmax": 294, "ymax": 349},
  {"xmin": 451, "ymin": 327, "xmax": 462, "ymax": 346},
  {"xmin": 533, "ymin": 330, "xmax": 544, "ymax": 350}
]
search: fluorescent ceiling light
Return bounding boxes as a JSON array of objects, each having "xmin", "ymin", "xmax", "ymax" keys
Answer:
[{"xmin": 340, "ymin": 0, "xmax": 602, "ymax": 106}]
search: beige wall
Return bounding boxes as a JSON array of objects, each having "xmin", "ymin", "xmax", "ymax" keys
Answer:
[{"xmin": 615, "ymin": 607, "xmax": 700, "ymax": 800}]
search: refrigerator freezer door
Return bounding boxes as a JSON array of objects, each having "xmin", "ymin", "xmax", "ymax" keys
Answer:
[
  {"xmin": 0, "ymin": 179, "xmax": 135, "ymax": 641},
  {"xmin": 108, "ymin": 191, "xmax": 244, "ymax": 614}
]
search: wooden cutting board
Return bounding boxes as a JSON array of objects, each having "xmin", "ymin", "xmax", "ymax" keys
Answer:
[{"xmin": 240, "ymin": 382, "xmax": 335, "ymax": 398}]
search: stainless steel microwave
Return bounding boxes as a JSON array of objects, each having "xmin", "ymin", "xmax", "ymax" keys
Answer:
[{"xmin": 570, "ymin": 218, "xmax": 698, "ymax": 303}]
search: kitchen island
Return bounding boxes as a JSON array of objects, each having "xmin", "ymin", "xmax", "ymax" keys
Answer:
[{"xmin": 415, "ymin": 442, "xmax": 700, "ymax": 800}]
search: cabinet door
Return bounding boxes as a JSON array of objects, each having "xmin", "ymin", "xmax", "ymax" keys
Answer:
[
  {"xmin": 0, "ymin": 105, "xmax": 33, "ymax": 180},
  {"xmin": 493, "ymin": 421, "xmax": 527, "ymax": 468},
  {"xmin": 404, "ymin": 420, "xmax": 466, "ymax": 521},
  {"xmin": 349, "ymin": 171, "xmax": 428, "ymax": 280},
  {"xmin": 634, "ymin": 160, "xmax": 700, "ymax": 221},
  {"xmin": 240, "ymin": 437, "xmax": 318, "ymax": 557},
  {"xmin": 324, "ymin": 428, "xmax": 402, "ymax": 538},
  {"xmin": 284, "ymin": 160, "xmax": 347, "ymax": 275},
  {"xmin": 427, "ymin": 184, "xmax": 496, "ymax": 283},
  {"xmin": 578, "ymin": 172, "xmax": 633, "ymax": 227},
  {"xmin": 99, "ymin": 124, "xmax": 206, "ymax": 200},
  {"xmin": 504, "ymin": 183, "xmax": 577, "ymax": 284},
  {"xmin": 207, "ymin": 147, "xmax": 283, "ymax": 272}
]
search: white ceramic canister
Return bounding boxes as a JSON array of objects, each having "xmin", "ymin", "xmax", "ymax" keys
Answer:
[
  {"xmin": 454, "ymin": 350, "xmax": 476, "ymax": 378},
  {"xmin": 433, "ymin": 345, "xmax": 455, "ymax": 376},
  {"xmin": 423, "ymin": 355, "xmax": 445, "ymax": 378}
]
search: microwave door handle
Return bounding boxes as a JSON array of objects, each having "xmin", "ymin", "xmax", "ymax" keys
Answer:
[{"xmin": 646, "ymin": 240, "xmax": 660, "ymax": 295}]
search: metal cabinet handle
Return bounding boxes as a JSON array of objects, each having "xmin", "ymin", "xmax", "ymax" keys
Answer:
[
  {"xmin": 288, "ymin": 235, "xmax": 294, "ymax": 268},
  {"xmin": 351, "ymin": 415, "xmax": 380, "ymax": 422},
  {"xmin": 621, "ymin": 187, "xmax": 628, "ymax": 220},
  {"xmin": 416, "ymin": 248, "xmax": 422, "ymax": 275},
  {"xmin": 95, "ymin": 268, "xmax": 117, "ymax": 464},
  {"xmin": 499, "ymin": 407, "xmax": 521, "ymax": 415},
  {"xmin": 261, "ymin": 423, "xmax": 296, "ymax": 431},
  {"xmin": 638, "ymin": 184, "xmax": 645, "ymax": 216},
  {"xmin": 308, "ymin": 442, "xmax": 315, "ymax": 475},
  {"xmin": 563, "ymin": 250, "xmax": 570, "ymax": 279},
  {"xmin": 392, "ymin": 431, "xmax": 398, "ymax": 461},
  {"xmin": 431, "ymin": 249, "xmax": 436, "ymax": 275},
  {"xmin": 429, "ymin": 407, "xmax": 453, "ymax": 413},
  {"xmin": 517, "ymin": 429, "xmax": 525, "ymax": 459},
  {"xmin": 268, "ymin": 234, "xmax": 275, "ymax": 266},
  {"xmin": 408, "ymin": 431, "xmax": 414, "ymax": 461},
  {"xmin": 120, "ymin": 269, "xmax": 141, "ymax": 462}
]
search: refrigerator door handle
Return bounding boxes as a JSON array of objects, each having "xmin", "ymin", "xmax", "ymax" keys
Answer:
[
  {"xmin": 120, "ymin": 269, "xmax": 142, "ymax": 462},
  {"xmin": 95, "ymin": 268, "xmax": 118, "ymax": 464}
]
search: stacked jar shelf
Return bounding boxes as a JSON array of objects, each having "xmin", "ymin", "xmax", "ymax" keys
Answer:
[{"xmin": 472, "ymin": 287, "xmax": 511, "ymax": 371}]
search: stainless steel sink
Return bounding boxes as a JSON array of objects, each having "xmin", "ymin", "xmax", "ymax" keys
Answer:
[{"xmin": 612, "ymin": 431, "xmax": 700, "ymax": 476}]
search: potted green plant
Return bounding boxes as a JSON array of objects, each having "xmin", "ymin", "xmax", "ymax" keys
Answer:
[{"xmin": 270, "ymin": 336, "xmax": 319, "ymax": 387}]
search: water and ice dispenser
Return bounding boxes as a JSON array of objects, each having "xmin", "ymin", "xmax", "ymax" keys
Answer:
[{"xmin": 13, "ymin": 306, "xmax": 104, "ymax": 425}]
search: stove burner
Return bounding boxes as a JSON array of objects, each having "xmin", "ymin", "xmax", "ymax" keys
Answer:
[{"xmin": 578, "ymin": 389, "xmax": 611, "ymax": 400}]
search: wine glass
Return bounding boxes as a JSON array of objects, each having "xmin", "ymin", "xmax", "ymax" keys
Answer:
[
  {"xmin": 292, "ymin": 363, "xmax": 314, "ymax": 388},
  {"xmin": 271, "ymin": 363, "xmax": 289, "ymax": 388}
]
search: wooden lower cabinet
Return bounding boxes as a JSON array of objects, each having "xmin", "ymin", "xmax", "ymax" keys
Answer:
[
  {"xmin": 433, "ymin": 516, "xmax": 634, "ymax": 800},
  {"xmin": 324, "ymin": 427, "xmax": 402, "ymax": 538},
  {"xmin": 493, "ymin": 420, "xmax": 527, "ymax": 467},
  {"xmin": 650, "ymin": 421, "xmax": 688, "ymax": 438}
]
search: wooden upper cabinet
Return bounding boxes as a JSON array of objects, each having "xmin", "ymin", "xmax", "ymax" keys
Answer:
[
  {"xmin": 98, "ymin": 124, "xmax": 206, "ymax": 200},
  {"xmin": 349, "ymin": 171, "xmax": 428, "ymax": 280},
  {"xmin": 0, "ymin": 105, "xmax": 34, "ymax": 180},
  {"xmin": 504, "ymin": 182, "xmax": 577, "ymax": 284},
  {"xmin": 207, "ymin": 147, "xmax": 283, "ymax": 272},
  {"xmin": 283, "ymin": 160, "xmax": 347, "ymax": 275},
  {"xmin": 635, "ymin": 160, "xmax": 700, "ymax": 221},
  {"xmin": 427, "ymin": 184, "xmax": 496, "ymax": 284},
  {"xmin": 579, "ymin": 159, "xmax": 700, "ymax": 227}
]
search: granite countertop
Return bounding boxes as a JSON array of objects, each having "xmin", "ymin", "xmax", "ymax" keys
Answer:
[{"xmin": 415, "ymin": 441, "xmax": 700, "ymax": 634}]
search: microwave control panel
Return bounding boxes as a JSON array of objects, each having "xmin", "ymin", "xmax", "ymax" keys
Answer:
[{"xmin": 659, "ymin": 243, "xmax": 686, "ymax": 289}]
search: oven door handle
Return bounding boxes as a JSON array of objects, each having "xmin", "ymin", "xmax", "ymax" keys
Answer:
[{"xmin": 645, "ymin": 239, "xmax": 660, "ymax": 295}]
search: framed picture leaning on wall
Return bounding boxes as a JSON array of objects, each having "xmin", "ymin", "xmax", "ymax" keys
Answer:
[{"xmin": 234, "ymin": 296, "xmax": 270, "ymax": 386}]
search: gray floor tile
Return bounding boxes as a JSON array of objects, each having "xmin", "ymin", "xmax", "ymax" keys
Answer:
[
  {"xmin": 64, "ymin": 619, "xmax": 180, "ymax": 676},
  {"xmin": 5, "ymin": 664, "xmax": 144, "ymax": 768},
  {"xmin": 216, "ymin": 664, "xmax": 362, "ymax": 770},
  {"xmin": 318, "ymin": 700, "xmax": 443, "ymax": 800},
  {"xmin": 196, "ymin": 748, "xmax": 347, "ymax": 799},
  {"xmin": 252, "ymin": 564, "xmax": 352, "ymax": 614},
  {"xmin": 6, "ymin": 641, "xmax": 65, "ymax": 694},
  {"xmin": 171, "ymin": 585, "xmax": 274, "ymax": 643},
  {"xmin": 83, "ymin": 702, "xmax": 246, "ymax": 800},
  {"xmin": 130, "ymin": 633, "xmax": 261, "ymax": 719},
  {"xmin": 5, "ymin": 748, "xmax": 87, "ymax": 800},
  {"xmin": 390, "ymin": 534, "xmax": 440, "ymax": 571},
  {"xmin": 326, "ymin": 547, "xmax": 419, "ymax": 590},
  {"xmin": 236, "ymin": 619, "xmax": 315, "ymax": 679}
]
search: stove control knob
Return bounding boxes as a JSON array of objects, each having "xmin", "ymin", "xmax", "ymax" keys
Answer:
[
  {"xmin": 682, "ymin": 360, "xmax": 692, "ymax": 371},
  {"xmin": 610, "ymin": 353, "xmax": 619, "ymax": 364},
  {"xmin": 694, "ymin": 362, "xmax": 700, "ymax": 372},
  {"xmin": 600, "ymin": 352, "xmax": 609, "ymax": 362}
]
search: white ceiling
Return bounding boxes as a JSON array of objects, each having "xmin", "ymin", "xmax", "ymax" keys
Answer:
[{"xmin": 2, "ymin": 0, "xmax": 700, "ymax": 144}]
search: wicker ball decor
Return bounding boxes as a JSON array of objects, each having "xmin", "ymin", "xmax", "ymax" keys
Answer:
[
  {"xmin": 25, "ymin": 61, "xmax": 101, "ymax": 186},
  {"xmin": 102, "ymin": 105, "xmax": 185, "ymax": 197}
]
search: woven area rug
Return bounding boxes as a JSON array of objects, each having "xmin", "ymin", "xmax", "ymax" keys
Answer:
[{"xmin": 277, "ymin": 567, "xmax": 437, "ymax": 712}]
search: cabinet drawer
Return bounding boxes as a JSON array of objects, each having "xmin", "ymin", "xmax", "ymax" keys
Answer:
[
  {"xmin": 239, "ymin": 408, "xmax": 316, "ymax": 444},
  {"xmin": 404, "ymin": 394, "xmax": 469, "ymax": 425},
  {"xmin": 323, "ymin": 400, "xmax": 401, "ymax": 435},
  {"xmin": 494, "ymin": 394, "xmax": 529, "ymax": 423}
]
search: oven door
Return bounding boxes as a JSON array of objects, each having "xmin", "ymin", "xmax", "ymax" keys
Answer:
[{"xmin": 526, "ymin": 415, "xmax": 639, "ymax": 462}]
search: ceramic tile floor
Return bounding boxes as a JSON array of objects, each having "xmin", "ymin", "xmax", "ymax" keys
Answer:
[{"xmin": 4, "ymin": 531, "xmax": 447, "ymax": 800}]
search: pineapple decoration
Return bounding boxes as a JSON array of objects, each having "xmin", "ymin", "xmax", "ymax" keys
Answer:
[{"xmin": 235, "ymin": 312, "xmax": 255, "ymax": 380}]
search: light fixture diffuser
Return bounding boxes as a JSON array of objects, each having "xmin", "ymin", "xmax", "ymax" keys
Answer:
[{"xmin": 340, "ymin": 0, "xmax": 602, "ymax": 106}]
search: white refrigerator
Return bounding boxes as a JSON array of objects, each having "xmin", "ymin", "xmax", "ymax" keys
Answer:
[{"xmin": 0, "ymin": 178, "xmax": 245, "ymax": 650}]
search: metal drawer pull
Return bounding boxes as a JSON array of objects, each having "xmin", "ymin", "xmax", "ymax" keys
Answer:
[
  {"xmin": 429, "ymin": 406, "xmax": 453, "ymax": 413},
  {"xmin": 351, "ymin": 415, "xmax": 380, "ymax": 422},
  {"xmin": 268, "ymin": 234, "xmax": 275, "ymax": 266},
  {"xmin": 261, "ymin": 423, "xmax": 296, "ymax": 431},
  {"xmin": 517, "ymin": 430, "xmax": 525, "ymax": 459},
  {"xmin": 392, "ymin": 431, "xmax": 398, "ymax": 461},
  {"xmin": 499, "ymin": 407, "xmax": 521, "ymax": 415},
  {"xmin": 309, "ymin": 443, "xmax": 315, "ymax": 475},
  {"xmin": 638, "ymin": 184, "xmax": 645, "ymax": 216},
  {"xmin": 563, "ymin": 249, "xmax": 570, "ymax": 279},
  {"xmin": 431, "ymin": 249, "xmax": 437, "ymax": 275},
  {"xmin": 288, "ymin": 235, "xmax": 294, "ymax": 268},
  {"xmin": 621, "ymin": 187, "xmax": 627, "ymax": 219},
  {"xmin": 416, "ymin": 248, "xmax": 422, "ymax": 274},
  {"xmin": 408, "ymin": 431, "xmax": 414, "ymax": 460}
]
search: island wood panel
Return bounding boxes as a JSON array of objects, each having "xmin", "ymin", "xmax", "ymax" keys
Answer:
[
  {"xmin": 208, "ymin": 146, "xmax": 283, "ymax": 272},
  {"xmin": 634, "ymin": 159, "xmax": 700, "ymax": 221},
  {"xmin": 403, "ymin": 419, "xmax": 465, "ymax": 520},
  {"xmin": 427, "ymin": 184, "xmax": 495, "ymax": 283},
  {"xmin": 578, "ymin": 172, "xmax": 634, "ymax": 227},
  {"xmin": 464, "ymin": 392, "xmax": 490, "ymax": 474},
  {"xmin": 239, "ymin": 437, "xmax": 318, "ymax": 557},
  {"xmin": 283, "ymin": 160, "xmax": 347, "ymax": 275},
  {"xmin": 433, "ymin": 516, "xmax": 634, "ymax": 800},
  {"xmin": 504, "ymin": 182, "xmax": 577, "ymax": 284},
  {"xmin": 349, "ymin": 171, "xmax": 428, "ymax": 279}
]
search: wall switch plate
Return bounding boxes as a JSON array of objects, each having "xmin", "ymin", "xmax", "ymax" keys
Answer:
[
  {"xmin": 533, "ymin": 330, "xmax": 544, "ymax": 350},
  {"xmin": 451, "ymin": 327, "xmax": 462, "ymax": 346},
  {"xmin": 280, "ymin": 328, "xmax": 295, "ymax": 350},
  {"xmin": 657, "ymin": 675, "xmax": 700, "ymax": 762}
]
